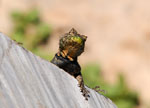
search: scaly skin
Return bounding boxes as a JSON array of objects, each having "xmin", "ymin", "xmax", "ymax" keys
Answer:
[{"xmin": 51, "ymin": 28, "xmax": 89, "ymax": 100}]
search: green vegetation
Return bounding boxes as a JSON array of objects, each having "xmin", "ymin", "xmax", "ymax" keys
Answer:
[
  {"xmin": 82, "ymin": 63, "xmax": 139, "ymax": 108},
  {"xmin": 10, "ymin": 9, "xmax": 139, "ymax": 108},
  {"xmin": 10, "ymin": 9, "xmax": 53, "ymax": 60}
]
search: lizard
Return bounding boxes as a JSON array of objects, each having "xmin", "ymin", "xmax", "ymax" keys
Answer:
[{"xmin": 51, "ymin": 28, "xmax": 89, "ymax": 100}]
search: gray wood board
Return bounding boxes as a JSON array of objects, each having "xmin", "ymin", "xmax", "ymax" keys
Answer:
[{"xmin": 0, "ymin": 33, "xmax": 117, "ymax": 108}]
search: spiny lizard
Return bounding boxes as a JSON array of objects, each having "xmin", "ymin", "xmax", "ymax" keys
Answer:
[{"xmin": 51, "ymin": 28, "xmax": 89, "ymax": 100}]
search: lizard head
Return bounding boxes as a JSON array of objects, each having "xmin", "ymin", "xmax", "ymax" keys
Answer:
[{"xmin": 59, "ymin": 28, "xmax": 87, "ymax": 61}]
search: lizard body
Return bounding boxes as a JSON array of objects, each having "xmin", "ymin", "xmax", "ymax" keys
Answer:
[{"xmin": 51, "ymin": 28, "xmax": 89, "ymax": 100}]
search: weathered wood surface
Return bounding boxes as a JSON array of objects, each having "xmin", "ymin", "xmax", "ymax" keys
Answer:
[{"xmin": 0, "ymin": 33, "xmax": 117, "ymax": 108}]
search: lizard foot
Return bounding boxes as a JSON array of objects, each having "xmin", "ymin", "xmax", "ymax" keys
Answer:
[{"xmin": 92, "ymin": 86, "xmax": 106, "ymax": 94}]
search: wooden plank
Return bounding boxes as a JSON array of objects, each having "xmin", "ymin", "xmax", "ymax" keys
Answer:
[{"xmin": 0, "ymin": 33, "xmax": 117, "ymax": 108}]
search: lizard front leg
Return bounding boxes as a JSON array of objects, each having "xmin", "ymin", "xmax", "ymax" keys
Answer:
[{"xmin": 76, "ymin": 75, "xmax": 89, "ymax": 100}]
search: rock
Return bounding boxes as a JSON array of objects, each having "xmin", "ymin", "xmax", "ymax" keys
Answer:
[{"xmin": 0, "ymin": 33, "xmax": 117, "ymax": 108}]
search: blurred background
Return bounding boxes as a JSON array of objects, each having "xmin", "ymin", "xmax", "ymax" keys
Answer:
[{"xmin": 1, "ymin": 0, "xmax": 150, "ymax": 108}]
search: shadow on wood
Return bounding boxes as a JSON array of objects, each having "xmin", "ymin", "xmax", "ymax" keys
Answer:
[{"xmin": 0, "ymin": 33, "xmax": 117, "ymax": 108}]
